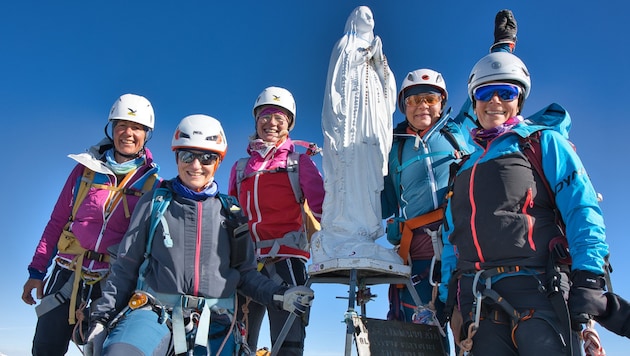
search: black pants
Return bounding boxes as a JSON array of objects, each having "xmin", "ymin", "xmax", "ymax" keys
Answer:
[
  {"xmin": 457, "ymin": 274, "xmax": 580, "ymax": 356},
  {"xmin": 237, "ymin": 257, "xmax": 307, "ymax": 356},
  {"xmin": 32, "ymin": 265, "xmax": 102, "ymax": 356}
]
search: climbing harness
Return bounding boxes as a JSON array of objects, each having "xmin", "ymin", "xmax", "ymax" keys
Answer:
[
  {"xmin": 37, "ymin": 166, "xmax": 157, "ymax": 325},
  {"xmin": 108, "ymin": 187, "xmax": 251, "ymax": 355}
]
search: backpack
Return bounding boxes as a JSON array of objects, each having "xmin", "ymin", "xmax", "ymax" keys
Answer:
[
  {"xmin": 58, "ymin": 166, "xmax": 159, "ymax": 258},
  {"xmin": 53, "ymin": 165, "xmax": 157, "ymax": 324},
  {"xmin": 136, "ymin": 186, "xmax": 250, "ymax": 290},
  {"xmin": 235, "ymin": 150, "xmax": 321, "ymax": 243}
]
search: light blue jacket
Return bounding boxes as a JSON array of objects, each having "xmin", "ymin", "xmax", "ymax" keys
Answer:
[
  {"xmin": 439, "ymin": 103, "xmax": 609, "ymax": 302},
  {"xmin": 382, "ymin": 107, "xmax": 473, "ymax": 245}
]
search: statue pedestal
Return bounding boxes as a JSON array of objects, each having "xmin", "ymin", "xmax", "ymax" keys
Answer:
[
  {"xmin": 310, "ymin": 230, "xmax": 406, "ymax": 274},
  {"xmin": 308, "ymin": 256, "xmax": 409, "ymax": 276}
]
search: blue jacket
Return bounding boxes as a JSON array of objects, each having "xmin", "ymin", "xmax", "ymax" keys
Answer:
[
  {"xmin": 381, "ymin": 108, "xmax": 473, "ymax": 245},
  {"xmin": 439, "ymin": 103, "xmax": 609, "ymax": 302}
]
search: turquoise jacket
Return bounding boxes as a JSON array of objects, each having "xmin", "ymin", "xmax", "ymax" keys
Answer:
[
  {"xmin": 381, "ymin": 107, "xmax": 473, "ymax": 245},
  {"xmin": 439, "ymin": 103, "xmax": 609, "ymax": 302}
]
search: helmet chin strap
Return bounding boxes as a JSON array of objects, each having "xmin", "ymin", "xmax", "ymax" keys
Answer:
[
  {"xmin": 103, "ymin": 121, "xmax": 149, "ymax": 160},
  {"xmin": 114, "ymin": 148, "xmax": 144, "ymax": 160}
]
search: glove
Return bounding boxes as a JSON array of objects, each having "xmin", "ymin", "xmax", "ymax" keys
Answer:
[
  {"xmin": 84, "ymin": 322, "xmax": 107, "ymax": 356},
  {"xmin": 568, "ymin": 270, "xmax": 608, "ymax": 329},
  {"xmin": 273, "ymin": 286, "xmax": 314, "ymax": 317},
  {"xmin": 595, "ymin": 292, "xmax": 630, "ymax": 338}
]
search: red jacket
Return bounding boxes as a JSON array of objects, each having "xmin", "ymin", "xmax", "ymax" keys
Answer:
[{"xmin": 228, "ymin": 138, "xmax": 324, "ymax": 260}]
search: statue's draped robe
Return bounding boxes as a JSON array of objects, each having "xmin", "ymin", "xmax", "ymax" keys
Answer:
[{"xmin": 313, "ymin": 6, "xmax": 401, "ymax": 264}]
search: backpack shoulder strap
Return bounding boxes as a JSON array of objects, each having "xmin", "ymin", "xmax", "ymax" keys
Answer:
[
  {"xmin": 217, "ymin": 193, "xmax": 242, "ymax": 218},
  {"xmin": 71, "ymin": 167, "xmax": 96, "ymax": 222},
  {"xmin": 518, "ymin": 131, "xmax": 560, "ymax": 223},
  {"xmin": 148, "ymin": 187, "xmax": 173, "ymax": 252},
  {"xmin": 140, "ymin": 172, "xmax": 159, "ymax": 195},
  {"xmin": 440, "ymin": 122, "xmax": 466, "ymax": 158},
  {"xmin": 137, "ymin": 186, "xmax": 172, "ymax": 290},
  {"xmin": 286, "ymin": 151, "xmax": 303, "ymax": 204},
  {"xmin": 217, "ymin": 193, "xmax": 251, "ymax": 268},
  {"xmin": 235, "ymin": 158, "xmax": 249, "ymax": 198},
  {"xmin": 235, "ymin": 153, "xmax": 303, "ymax": 204}
]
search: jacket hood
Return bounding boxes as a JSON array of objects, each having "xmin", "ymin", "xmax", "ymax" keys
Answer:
[
  {"xmin": 246, "ymin": 137, "xmax": 296, "ymax": 158},
  {"xmin": 67, "ymin": 137, "xmax": 155, "ymax": 175},
  {"xmin": 512, "ymin": 103, "xmax": 571, "ymax": 139}
]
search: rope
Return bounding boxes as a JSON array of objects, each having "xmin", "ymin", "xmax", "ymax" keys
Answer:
[
  {"xmin": 582, "ymin": 320, "xmax": 606, "ymax": 356},
  {"xmin": 215, "ymin": 296, "xmax": 239, "ymax": 355},
  {"xmin": 241, "ymin": 297, "xmax": 251, "ymax": 333},
  {"xmin": 458, "ymin": 323, "xmax": 477, "ymax": 356},
  {"xmin": 72, "ymin": 300, "xmax": 88, "ymax": 355}
]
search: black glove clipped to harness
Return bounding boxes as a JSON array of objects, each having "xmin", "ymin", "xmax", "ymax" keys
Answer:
[
  {"xmin": 596, "ymin": 292, "xmax": 630, "ymax": 338},
  {"xmin": 568, "ymin": 270, "xmax": 608, "ymax": 330}
]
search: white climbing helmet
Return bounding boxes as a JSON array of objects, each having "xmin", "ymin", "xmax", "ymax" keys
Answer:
[
  {"xmin": 252, "ymin": 86, "xmax": 296, "ymax": 130},
  {"xmin": 171, "ymin": 114, "xmax": 228, "ymax": 159},
  {"xmin": 108, "ymin": 93, "xmax": 155, "ymax": 130},
  {"xmin": 397, "ymin": 69, "xmax": 448, "ymax": 112},
  {"xmin": 467, "ymin": 52, "xmax": 531, "ymax": 100}
]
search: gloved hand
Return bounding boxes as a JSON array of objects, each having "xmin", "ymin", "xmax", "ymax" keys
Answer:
[
  {"xmin": 568, "ymin": 270, "xmax": 608, "ymax": 329},
  {"xmin": 84, "ymin": 322, "xmax": 107, "ymax": 356},
  {"xmin": 595, "ymin": 292, "xmax": 630, "ymax": 338},
  {"xmin": 273, "ymin": 286, "xmax": 314, "ymax": 317}
]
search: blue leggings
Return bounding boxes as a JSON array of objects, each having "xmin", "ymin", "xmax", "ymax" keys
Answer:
[{"xmin": 104, "ymin": 308, "xmax": 237, "ymax": 356}]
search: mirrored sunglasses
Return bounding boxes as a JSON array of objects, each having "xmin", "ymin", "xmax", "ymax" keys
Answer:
[
  {"xmin": 177, "ymin": 150, "xmax": 219, "ymax": 165},
  {"xmin": 473, "ymin": 83, "xmax": 520, "ymax": 102},
  {"xmin": 404, "ymin": 93, "xmax": 442, "ymax": 107}
]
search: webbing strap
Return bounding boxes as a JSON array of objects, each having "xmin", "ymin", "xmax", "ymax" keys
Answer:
[
  {"xmin": 35, "ymin": 274, "xmax": 74, "ymax": 317},
  {"xmin": 71, "ymin": 168, "xmax": 95, "ymax": 221},
  {"xmin": 68, "ymin": 253, "xmax": 85, "ymax": 324},
  {"xmin": 151, "ymin": 290, "xmax": 235, "ymax": 354},
  {"xmin": 480, "ymin": 288, "xmax": 521, "ymax": 324},
  {"xmin": 396, "ymin": 151, "xmax": 456, "ymax": 173},
  {"xmin": 254, "ymin": 231, "xmax": 307, "ymax": 257},
  {"xmin": 195, "ymin": 302, "xmax": 211, "ymax": 349},
  {"xmin": 397, "ymin": 209, "xmax": 444, "ymax": 264},
  {"xmin": 171, "ymin": 298, "xmax": 187, "ymax": 355}
]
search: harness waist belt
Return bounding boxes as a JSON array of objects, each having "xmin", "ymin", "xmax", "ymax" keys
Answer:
[
  {"xmin": 398, "ymin": 209, "xmax": 444, "ymax": 263},
  {"xmin": 35, "ymin": 275, "xmax": 74, "ymax": 317}
]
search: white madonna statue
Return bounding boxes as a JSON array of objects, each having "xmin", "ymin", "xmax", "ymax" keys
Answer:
[{"xmin": 311, "ymin": 6, "xmax": 403, "ymax": 269}]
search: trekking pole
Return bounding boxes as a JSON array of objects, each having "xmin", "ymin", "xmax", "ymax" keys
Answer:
[{"xmin": 270, "ymin": 313, "xmax": 297, "ymax": 356}]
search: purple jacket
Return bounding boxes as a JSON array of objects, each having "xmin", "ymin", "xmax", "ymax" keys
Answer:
[{"xmin": 28, "ymin": 139, "xmax": 160, "ymax": 278}]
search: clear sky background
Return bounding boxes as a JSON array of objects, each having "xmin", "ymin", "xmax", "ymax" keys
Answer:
[{"xmin": 2, "ymin": 1, "xmax": 629, "ymax": 355}]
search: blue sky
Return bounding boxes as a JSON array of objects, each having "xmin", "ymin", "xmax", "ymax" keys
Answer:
[{"xmin": 2, "ymin": 1, "xmax": 629, "ymax": 355}]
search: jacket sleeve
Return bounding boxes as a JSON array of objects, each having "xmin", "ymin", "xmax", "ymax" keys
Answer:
[
  {"xmin": 298, "ymin": 154, "xmax": 324, "ymax": 220},
  {"xmin": 540, "ymin": 130, "xmax": 608, "ymax": 274},
  {"xmin": 381, "ymin": 152, "xmax": 398, "ymax": 219},
  {"xmin": 439, "ymin": 199, "xmax": 458, "ymax": 304},
  {"xmin": 227, "ymin": 161, "xmax": 239, "ymax": 198},
  {"xmin": 236, "ymin": 236, "xmax": 284, "ymax": 305},
  {"xmin": 28, "ymin": 164, "xmax": 84, "ymax": 277}
]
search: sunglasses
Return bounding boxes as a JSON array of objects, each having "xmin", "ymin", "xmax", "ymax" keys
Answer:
[
  {"xmin": 177, "ymin": 150, "xmax": 219, "ymax": 165},
  {"xmin": 404, "ymin": 93, "xmax": 442, "ymax": 107},
  {"xmin": 473, "ymin": 83, "xmax": 520, "ymax": 102},
  {"xmin": 257, "ymin": 113, "xmax": 289, "ymax": 126}
]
